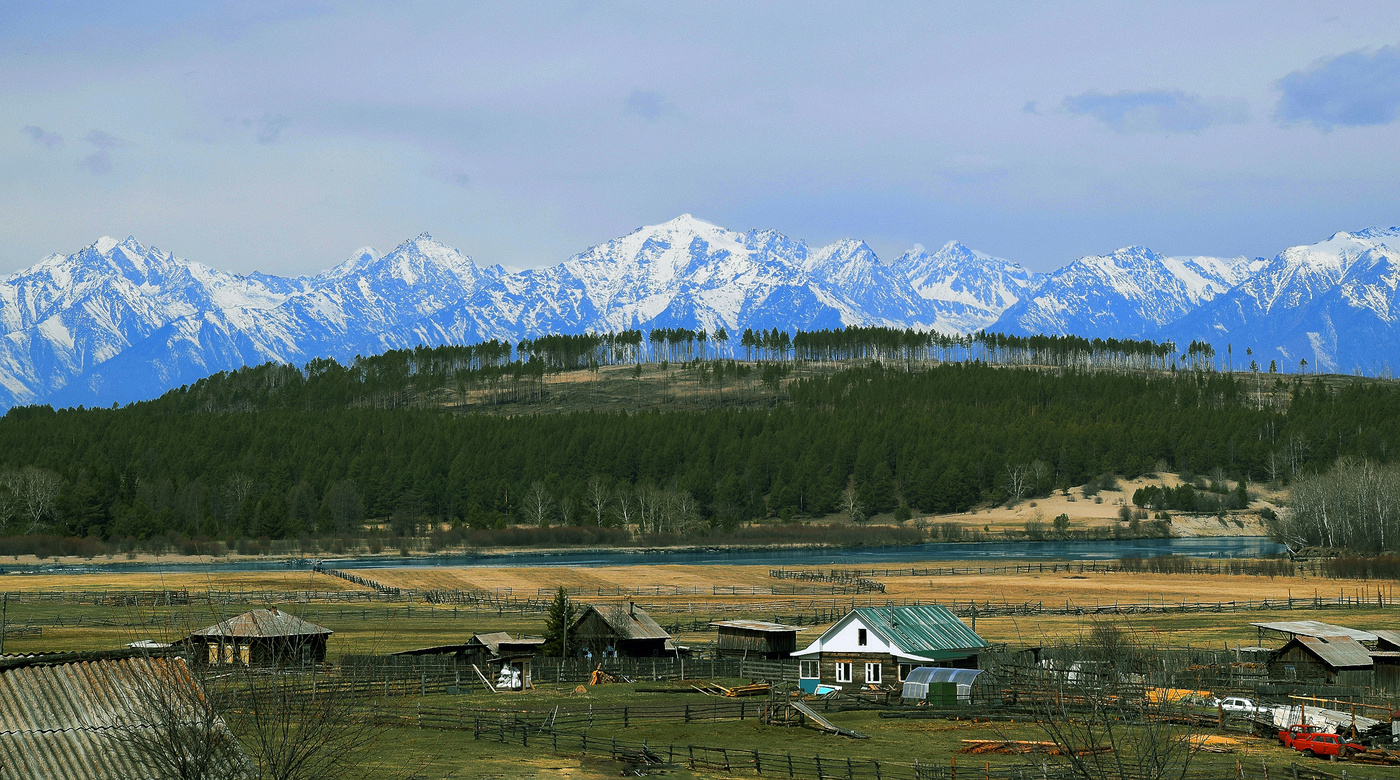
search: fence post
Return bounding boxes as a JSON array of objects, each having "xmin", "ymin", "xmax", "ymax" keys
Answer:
[{"xmin": 753, "ymin": 749, "xmax": 762, "ymax": 774}]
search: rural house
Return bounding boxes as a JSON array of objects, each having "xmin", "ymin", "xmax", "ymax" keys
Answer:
[
  {"xmin": 1267, "ymin": 634, "xmax": 1374, "ymax": 687},
  {"xmin": 388, "ymin": 632, "xmax": 545, "ymax": 689},
  {"xmin": 792, "ymin": 605, "xmax": 989, "ymax": 692},
  {"xmin": 711, "ymin": 619, "xmax": 804, "ymax": 659},
  {"xmin": 569, "ymin": 602, "xmax": 676, "ymax": 658},
  {"xmin": 0, "ymin": 650, "xmax": 249, "ymax": 779},
  {"xmin": 185, "ymin": 607, "xmax": 332, "ymax": 666}
]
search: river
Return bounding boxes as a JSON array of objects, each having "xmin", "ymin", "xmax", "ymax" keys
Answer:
[{"xmin": 5, "ymin": 536, "xmax": 1287, "ymax": 575}]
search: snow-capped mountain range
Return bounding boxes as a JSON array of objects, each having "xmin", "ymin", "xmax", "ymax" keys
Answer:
[{"xmin": 1, "ymin": 215, "xmax": 1397, "ymax": 411}]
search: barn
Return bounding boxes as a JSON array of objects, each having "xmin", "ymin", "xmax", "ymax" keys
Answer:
[
  {"xmin": 1267, "ymin": 634, "xmax": 1374, "ymax": 687},
  {"xmin": 711, "ymin": 620, "xmax": 804, "ymax": 659},
  {"xmin": 792, "ymin": 605, "xmax": 988, "ymax": 693},
  {"xmin": 185, "ymin": 607, "xmax": 331, "ymax": 666},
  {"xmin": 569, "ymin": 602, "xmax": 676, "ymax": 658}
]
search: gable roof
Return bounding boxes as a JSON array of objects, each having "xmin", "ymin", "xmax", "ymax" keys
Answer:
[
  {"xmin": 188, "ymin": 608, "xmax": 332, "ymax": 639},
  {"xmin": 794, "ymin": 605, "xmax": 988, "ymax": 660},
  {"xmin": 853, "ymin": 605, "xmax": 989, "ymax": 658},
  {"xmin": 1288, "ymin": 635, "xmax": 1374, "ymax": 669},
  {"xmin": 711, "ymin": 620, "xmax": 806, "ymax": 633},
  {"xmin": 573, "ymin": 603, "xmax": 671, "ymax": 641},
  {"xmin": 0, "ymin": 655, "xmax": 248, "ymax": 779}
]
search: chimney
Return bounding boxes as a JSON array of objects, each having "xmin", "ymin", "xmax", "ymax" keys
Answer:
[{"xmin": 629, "ymin": 601, "xmax": 635, "ymax": 617}]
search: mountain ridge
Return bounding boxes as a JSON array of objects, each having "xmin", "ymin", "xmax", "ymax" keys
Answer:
[{"xmin": 4, "ymin": 216, "xmax": 1400, "ymax": 410}]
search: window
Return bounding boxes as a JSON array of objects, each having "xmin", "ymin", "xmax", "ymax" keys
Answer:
[
  {"xmin": 800, "ymin": 660, "xmax": 819, "ymax": 679},
  {"xmin": 857, "ymin": 628, "xmax": 867, "ymax": 646},
  {"xmin": 835, "ymin": 662, "xmax": 853, "ymax": 683},
  {"xmin": 897, "ymin": 664, "xmax": 912, "ymax": 682},
  {"xmin": 865, "ymin": 663, "xmax": 882, "ymax": 684}
]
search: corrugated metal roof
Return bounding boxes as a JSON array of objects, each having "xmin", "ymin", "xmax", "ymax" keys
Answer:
[
  {"xmin": 1251, "ymin": 620, "xmax": 1377, "ymax": 642},
  {"xmin": 574, "ymin": 604, "xmax": 671, "ymax": 641},
  {"xmin": 0, "ymin": 656, "xmax": 247, "ymax": 779},
  {"xmin": 1293, "ymin": 635, "xmax": 1374, "ymax": 669},
  {"xmin": 710, "ymin": 620, "xmax": 806, "ymax": 633},
  {"xmin": 1373, "ymin": 629, "xmax": 1400, "ymax": 650},
  {"xmin": 189, "ymin": 608, "xmax": 332, "ymax": 639},
  {"xmin": 852, "ymin": 605, "xmax": 988, "ymax": 655}
]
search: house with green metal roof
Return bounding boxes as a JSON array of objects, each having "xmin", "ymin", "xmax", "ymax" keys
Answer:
[{"xmin": 791, "ymin": 605, "xmax": 988, "ymax": 692}]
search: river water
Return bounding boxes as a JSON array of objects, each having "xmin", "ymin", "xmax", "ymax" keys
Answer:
[{"xmin": 8, "ymin": 536, "xmax": 1287, "ymax": 576}]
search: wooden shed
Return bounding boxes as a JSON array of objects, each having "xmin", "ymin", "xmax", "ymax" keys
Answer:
[
  {"xmin": 569, "ymin": 602, "xmax": 675, "ymax": 658},
  {"xmin": 711, "ymin": 620, "xmax": 804, "ymax": 659},
  {"xmin": 185, "ymin": 607, "xmax": 331, "ymax": 667},
  {"xmin": 1371, "ymin": 630, "xmax": 1400, "ymax": 693},
  {"xmin": 1267, "ymin": 634, "xmax": 1373, "ymax": 687}
]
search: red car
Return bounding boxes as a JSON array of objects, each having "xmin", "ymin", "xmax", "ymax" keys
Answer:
[
  {"xmin": 1278, "ymin": 724, "xmax": 1325, "ymax": 749},
  {"xmin": 1291, "ymin": 732, "xmax": 1365, "ymax": 760}
]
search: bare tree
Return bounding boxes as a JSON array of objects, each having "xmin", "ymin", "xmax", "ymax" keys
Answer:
[
  {"xmin": 1029, "ymin": 623, "xmax": 1205, "ymax": 780},
  {"xmin": 0, "ymin": 468, "xmax": 19, "ymax": 532},
  {"xmin": 523, "ymin": 481, "xmax": 554, "ymax": 527},
  {"xmin": 1004, "ymin": 463, "xmax": 1029, "ymax": 507},
  {"xmin": 1264, "ymin": 450, "xmax": 1283, "ymax": 484},
  {"xmin": 670, "ymin": 489, "xmax": 699, "ymax": 535},
  {"xmin": 584, "ymin": 476, "xmax": 610, "ymax": 526},
  {"xmin": 841, "ymin": 483, "xmax": 866, "ymax": 523},
  {"xmin": 613, "ymin": 486, "xmax": 637, "ymax": 531},
  {"xmin": 124, "ymin": 655, "xmax": 251, "ymax": 780},
  {"xmin": 17, "ymin": 465, "xmax": 61, "ymax": 533},
  {"xmin": 557, "ymin": 494, "xmax": 576, "ymax": 527}
]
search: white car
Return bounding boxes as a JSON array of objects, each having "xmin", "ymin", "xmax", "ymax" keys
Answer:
[{"xmin": 1215, "ymin": 696, "xmax": 1264, "ymax": 716}]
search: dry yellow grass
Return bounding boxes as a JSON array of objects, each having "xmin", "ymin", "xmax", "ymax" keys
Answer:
[{"xmin": 0, "ymin": 570, "xmax": 369, "ymax": 592}]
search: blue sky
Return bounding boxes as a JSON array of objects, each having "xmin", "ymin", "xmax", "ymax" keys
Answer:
[{"xmin": 3, "ymin": 1, "xmax": 1400, "ymax": 276}]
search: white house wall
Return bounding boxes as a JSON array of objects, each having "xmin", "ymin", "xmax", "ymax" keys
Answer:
[{"xmin": 795, "ymin": 613, "xmax": 898, "ymax": 656}]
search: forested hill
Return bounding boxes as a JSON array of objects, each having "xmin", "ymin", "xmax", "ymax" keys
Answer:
[{"xmin": 2, "ymin": 347, "xmax": 1399, "ymax": 546}]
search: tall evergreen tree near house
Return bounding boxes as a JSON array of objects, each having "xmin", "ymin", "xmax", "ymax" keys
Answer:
[{"xmin": 542, "ymin": 586, "xmax": 576, "ymax": 657}]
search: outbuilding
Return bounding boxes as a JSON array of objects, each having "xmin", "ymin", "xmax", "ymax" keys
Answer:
[
  {"xmin": 185, "ymin": 607, "xmax": 332, "ymax": 666},
  {"xmin": 792, "ymin": 605, "xmax": 988, "ymax": 693},
  {"xmin": 569, "ymin": 602, "xmax": 676, "ymax": 658},
  {"xmin": 711, "ymin": 620, "xmax": 804, "ymax": 659},
  {"xmin": 1267, "ymin": 634, "xmax": 1374, "ymax": 686}
]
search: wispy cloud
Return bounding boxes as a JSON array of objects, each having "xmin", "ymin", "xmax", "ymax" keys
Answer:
[
  {"xmin": 1062, "ymin": 89, "xmax": 1249, "ymax": 134},
  {"xmin": 21, "ymin": 125, "xmax": 63, "ymax": 148},
  {"xmin": 1274, "ymin": 45, "xmax": 1400, "ymax": 130},
  {"xmin": 256, "ymin": 114, "xmax": 290, "ymax": 144},
  {"xmin": 624, "ymin": 89, "xmax": 675, "ymax": 120},
  {"xmin": 79, "ymin": 130, "xmax": 128, "ymax": 174}
]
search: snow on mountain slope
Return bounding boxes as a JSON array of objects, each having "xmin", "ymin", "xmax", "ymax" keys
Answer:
[
  {"xmin": 993, "ymin": 245, "xmax": 1254, "ymax": 339},
  {"xmin": 0, "ymin": 237, "xmax": 300, "ymax": 409},
  {"xmin": 1162, "ymin": 228, "xmax": 1400, "ymax": 373},
  {"xmin": 894, "ymin": 241, "xmax": 1038, "ymax": 333}
]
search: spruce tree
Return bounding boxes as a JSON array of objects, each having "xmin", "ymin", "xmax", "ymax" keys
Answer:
[{"xmin": 542, "ymin": 586, "xmax": 576, "ymax": 657}]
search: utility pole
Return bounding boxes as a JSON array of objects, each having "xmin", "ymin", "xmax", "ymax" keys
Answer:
[{"xmin": 1, "ymin": 593, "xmax": 7, "ymax": 655}]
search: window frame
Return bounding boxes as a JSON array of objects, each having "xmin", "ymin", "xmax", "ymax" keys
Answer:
[
  {"xmin": 857, "ymin": 628, "xmax": 867, "ymax": 646},
  {"xmin": 897, "ymin": 663, "xmax": 913, "ymax": 682},
  {"xmin": 800, "ymin": 660, "xmax": 819, "ymax": 679},
  {"xmin": 835, "ymin": 661, "xmax": 853, "ymax": 683},
  {"xmin": 865, "ymin": 662, "xmax": 882, "ymax": 684}
]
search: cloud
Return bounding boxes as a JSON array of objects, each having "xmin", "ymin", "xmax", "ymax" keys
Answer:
[
  {"xmin": 78, "ymin": 130, "xmax": 127, "ymax": 174},
  {"xmin": 85, "ymin": 130, "xmax": 126, "ymax": 149},
  {"xmin": 624, "ymin": 89, "xmax": 675, "ymax": 120},
  {"xmin": 256, "ymin": 114, "xmax": 290, "ymax": 144},
  {"xmin": 21, "ymin": 125, "xmax": 63, "ymax": 148},
  {"xmin": 1062, "ymin": 89, "xmax": 1249, "ymax": 134},
  {"xmin": 1274, "ymin": 45, "xmax": 1400, "ymax": 130},
  {"xmin": 79, "ymin": 151, "xmax": 112, "ymax": 174}
]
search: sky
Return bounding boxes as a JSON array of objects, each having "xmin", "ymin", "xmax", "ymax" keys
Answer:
[{"xmin": 3, "ymin": 1, "xmax": 1400, "ymax": 276}]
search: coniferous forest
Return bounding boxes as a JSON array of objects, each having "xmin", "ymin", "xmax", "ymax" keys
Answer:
[{"xmin": 0, "ymin": 327, "xmax": 1397, "ymax": 555}]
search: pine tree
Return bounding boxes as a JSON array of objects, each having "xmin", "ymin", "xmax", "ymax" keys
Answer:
[{"xmin": 542, "ymin": 586, "xmax": 576, "ymax": 657}]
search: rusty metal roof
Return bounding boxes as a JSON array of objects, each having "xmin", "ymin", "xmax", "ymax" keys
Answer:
[
  {"xmin": 1251, "ymin": 620, "xmax": 1377, "ymax": 643},
  {"xmin": 188, "ymin": 608, "xmax": 331, "ymax": 639},
  {"xmin": 710, "ymin": 620, "xmax": 806, "ymax": 633},
  {"xmin": 573, "ymin": 603, "xmax": 670, "ymax": 641},
  {"xmin": 1292, "ymin": 635, "xmax": 1374, "ymax": 669},
  {"xmin": 0, "ymin": 656, "xmax": 247, "ymax": 779}
]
